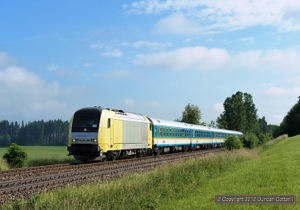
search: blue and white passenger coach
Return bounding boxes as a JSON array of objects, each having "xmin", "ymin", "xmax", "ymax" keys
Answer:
[{"xmin": 149, "ymin": 118, "xmax": 242, "ymax": 153}]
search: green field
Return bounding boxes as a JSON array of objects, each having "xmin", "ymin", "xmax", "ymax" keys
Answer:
[
  {"xmin": 0, "ymin": 146, "xmax": 75, "ymax": 169},
  {"xmin": 5, "ymin": 135, "xmax": 299, "ymax": 209}
]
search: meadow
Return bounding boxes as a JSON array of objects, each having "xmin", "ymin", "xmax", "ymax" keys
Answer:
[
  {"xmin": 0, "ymin": 146, "xmax": 75, "ymax": 169},
  {"xmin": 5, "ymin": 135, "xmax": 299, "ymax": 209}
]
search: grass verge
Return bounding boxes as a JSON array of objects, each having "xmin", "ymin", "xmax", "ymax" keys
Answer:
[{"xmin": 0, "ymin": 146, "xmax": 76, "ymax": 169}]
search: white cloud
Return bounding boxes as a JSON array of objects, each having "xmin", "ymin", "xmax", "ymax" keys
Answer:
[
  {"xmin": 132, "ymin": 41, "xmax": 172, "ymax": 49},
  {"xmin": 0, "ymin": 52, "xmax": 15, "ymax": 67},
  {"xmin": 134, "ymin": 46, "xmax": 229, "ymax": 71},
  {"xmin": 154, "ymin": 13, "xmax": 202, "ymax": 34},
  {"xmin": 125, "ymin": 0, "xmax": 300, "ymax": 33},
  {"xmin": 101, "ymin": 48, "xmax": 123, "ymax": 58},
  {"xmin": 91, "ymin": 43, "xmax": 123, "ymax": 58},
  {"xmin": 0, "ymin": 66, "xmax": 44, "ymax": 88},
  {"xmin": 0, "ymin": 65, "xmax": 70, "ymax": 121},
  {"xmin": 134, "ymin": 46, "xmax": 300, "ymax": 72},
  {"xmin": 232, "ymin": 49, "xmax": 300, "ymax": 71}
]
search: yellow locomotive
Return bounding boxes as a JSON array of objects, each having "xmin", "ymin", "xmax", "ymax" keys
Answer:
[{"xmin": 68, "ymin": 107, "xmax": 152, "ymax": 161}]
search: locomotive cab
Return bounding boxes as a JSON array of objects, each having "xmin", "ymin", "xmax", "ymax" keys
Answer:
[{"xmin": 68, "ymin": 107, "xmax": 103, "ymax": 161}]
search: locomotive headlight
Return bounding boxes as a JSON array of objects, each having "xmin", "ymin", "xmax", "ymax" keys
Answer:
[
  {"xmin": 92, "ymin": 139, "xmax": 97, "ymax": 143},
  {"xmin": 72, "ymin": 139, "xmax": 76, "ymax": 142}
]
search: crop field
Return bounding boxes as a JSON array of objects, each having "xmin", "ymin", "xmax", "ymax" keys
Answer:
[
  {"xmin": 5, "ymin": 135, "xmax": 299, "ymax": 209},
  {"xmin": 0, "ymin": 146, "xmax": 75, "ymax": 169}
]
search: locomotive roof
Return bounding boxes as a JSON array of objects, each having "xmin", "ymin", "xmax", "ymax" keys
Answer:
[{"xmin": 103, "ymin": 108, "xmax": 149, "ymax": 123}]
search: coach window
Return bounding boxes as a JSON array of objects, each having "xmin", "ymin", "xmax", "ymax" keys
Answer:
[{"xmin": 159, "ymin": 127, "xmax": 162, "ymax": 136}]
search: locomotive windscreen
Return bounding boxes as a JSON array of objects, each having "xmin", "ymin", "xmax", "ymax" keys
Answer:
[{"xmin": 72, "ymin": 108, "xmax": 101, "ymax": 132}]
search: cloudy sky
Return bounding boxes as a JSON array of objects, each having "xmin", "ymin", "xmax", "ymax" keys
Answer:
[{"xmin": 1, "ymin": 0, "xmax": 300, "ymax": 125}]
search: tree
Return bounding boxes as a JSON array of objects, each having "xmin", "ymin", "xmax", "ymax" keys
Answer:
[
  {"xmin": 217, "ymin": 91, "xmax": 258, "ymax": 133},
  {"xmin": 258, "ymin": 116, "xmax": 268, "ymax": 133},
  {"xmin": 0, "ymin": 134, "xmax": 11, "ymax": 147},
  {"xmin": 176, "ymin": 103, "xmax": 202, "ymax": 125},
  {"xmin": 277, "ymin": 97, "xmax": 300, "ymax": 137},
  {"xmin": 3, "ymin": 143, "xmax": 28, "ymax": 168},
  {"xmin": 243, "ymin": 93, "xmax": 259, "ymax": 133},
  {"xmin": 208, "ymin": 120, "xmax": 217, "ymax": 128}
]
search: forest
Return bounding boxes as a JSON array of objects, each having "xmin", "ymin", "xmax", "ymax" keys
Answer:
[{"xmin": 0, "ymin": 120, "xmax": 69, "ymax": 147}]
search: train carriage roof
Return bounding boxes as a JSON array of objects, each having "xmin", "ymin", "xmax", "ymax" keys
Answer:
[
  {"xmin": 149, "ymin": 118, "xmax": 191, "ymax": 129},
  {"xmin": 149, "ymin": 117, "xmax": 242, "ymax": 135}
]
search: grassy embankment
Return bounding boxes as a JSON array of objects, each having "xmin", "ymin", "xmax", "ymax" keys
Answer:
[
  {"xmin": 0, "ymin": 146, "xmax": 76, "ymax": 170},
  {"xmin": 5, "ymin": 135, "xmax": 299, "ymax": 209}
]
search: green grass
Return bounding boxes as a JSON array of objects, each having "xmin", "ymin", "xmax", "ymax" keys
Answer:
[
  {"xmin": 160, "ymin": 136, "xmax": 300, "ymax": 210},
  {"xmin": 0, "ymin": 146, "xmax": 76, "ymax": 168},
  {"xmin": 4, "ymin": 136, "xmax": 300, "ymax": 209}
]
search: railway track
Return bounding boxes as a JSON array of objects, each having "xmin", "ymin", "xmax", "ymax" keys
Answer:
[{"xmin": 0, "ymin": 148, "xmax": 224, "ymax": 205}]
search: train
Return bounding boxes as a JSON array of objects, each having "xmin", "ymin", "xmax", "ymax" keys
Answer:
[{"xmin": 67, "ymin": 106, "xmax": 243, "ymax": 161}]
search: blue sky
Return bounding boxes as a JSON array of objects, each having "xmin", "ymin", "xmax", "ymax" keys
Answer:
[{"xmin": 1, "ymin": 0, "xmax": 300, "ymax": 125}]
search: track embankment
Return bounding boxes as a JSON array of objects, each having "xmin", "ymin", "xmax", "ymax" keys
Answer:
[{"xmin": 0, "ymin": 148, "xmax": 224, "ymax": 205}]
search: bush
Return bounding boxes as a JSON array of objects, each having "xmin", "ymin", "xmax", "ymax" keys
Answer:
[
  {"xmin": 3, "ymin": 143, "xmax": 28, "ymax": 168},
  {"xmin": 224, "ymin": 135, "xmax": 243, "ymax": 150},
  {"xmin": 242, "ymin": 134, "xmax": 259, "ymax": 148},
  {"xmin": 257, "ymin": 133, "xmax": 272, "ymax": 145}
]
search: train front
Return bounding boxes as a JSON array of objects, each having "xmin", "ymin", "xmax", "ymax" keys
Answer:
[{"xmin": 67, "ymin": 107, "xmax": 102, "ymax": 161}]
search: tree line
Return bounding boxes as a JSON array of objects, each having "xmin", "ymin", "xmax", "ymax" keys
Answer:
[
  {"xmin": 177, "ymin": 91, "xmax": 280, "ymax": 142},
  {"xmin": 0, "ymin": 120, "xmax": 69, "ymax": 147},
  {"xmin": 1, "ymin": 91, "xmax": 299, "ymax": 147}
]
